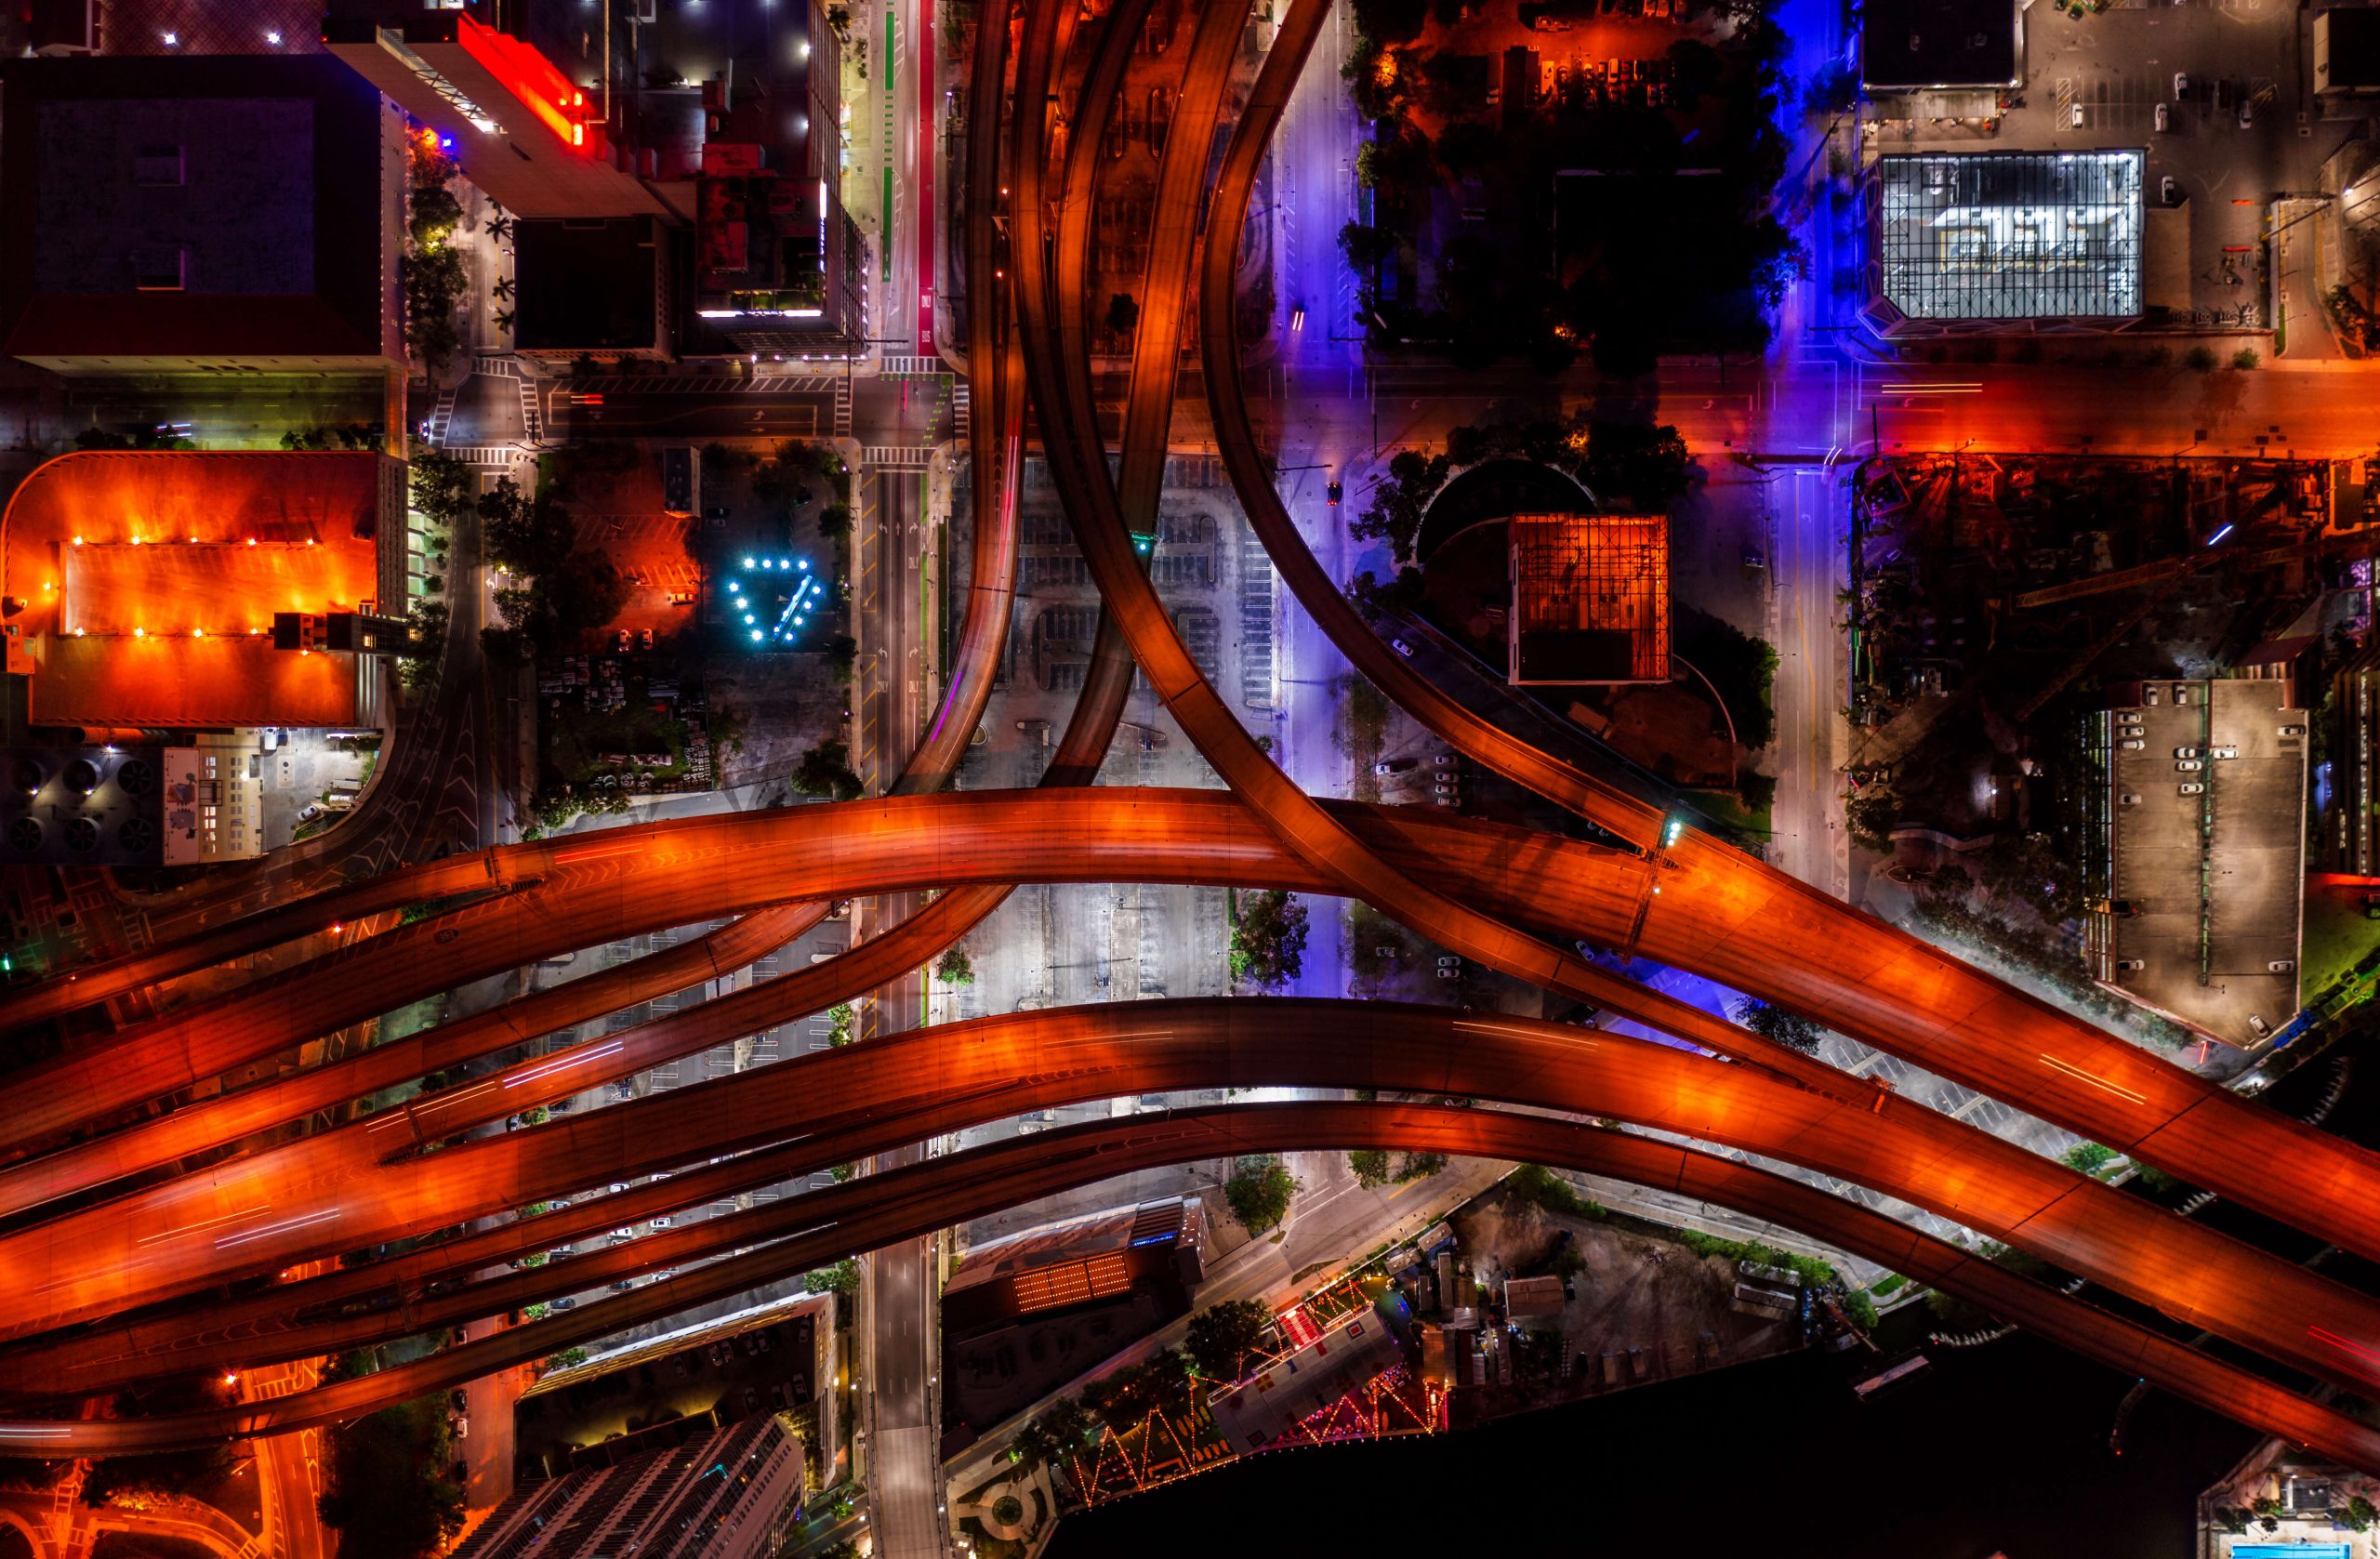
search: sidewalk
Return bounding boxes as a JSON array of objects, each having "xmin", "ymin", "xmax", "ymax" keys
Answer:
[{"xmin": 941, "ymin": 1156, "xmax": 1506, "ymax": 1500}]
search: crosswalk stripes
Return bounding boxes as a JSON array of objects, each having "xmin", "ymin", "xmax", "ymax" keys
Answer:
[
  {"xmin": 879, "ymin": 353, "xmax": 950, "ymax": 377},
  {"xmin": 448, "ymin": 445, "xmax": 532, "ymax": 468},
  {"xmin": 424, "ymin": 387, "xmax": 457, "ymax": 447},
  {"xmin": 518, "ymin": 379, "xmax": 544, "ymax": 444},
  {"xmin": 863, "ymin": 444, "xmax": 932, "ymax": 470},
  {"xmin": 549, "ymin": 375, "xmax": 841, "ymax": 396},
  {"xmin": 835, "ymin": 378, "xmax": 854, "ymax": 440},
  {"xmin": 952, "ymin": 383, "xmax": 971, "ymax": 442},
  {"xmin": 475, "ymin": 354, "xmax": 522, "ymax": 378}
]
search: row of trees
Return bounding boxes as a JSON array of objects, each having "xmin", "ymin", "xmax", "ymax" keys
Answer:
[
  {"xmin": 1348, "ymin": 1148, "xmax": 1449, "ymax": 1188},
  {"xmin": 1007, "ymin": 1303, "xmax": 1279, "ymax": 1488},
  {"xmin": 478, "ymin": 476, "xmax": 631, "ymax": 661},
  {"xmin": 1350, "ymin": 412, "xmax": 1695, "ymax": 562},
  {"xmin": 401, "ymin": 139, "xmax": 468, "ymax": 373},
  {"xmin": 316, "ymin": 1395, "xmax": 467, "ymax": 1559}
]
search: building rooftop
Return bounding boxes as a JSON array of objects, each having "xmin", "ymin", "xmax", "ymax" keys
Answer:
[
  {"xmin": 0, "ymin": 451, "xmax": 398, "ymax": 729},
  {"xmin": 513, "ymin": 217, "xmax": 669, "ymax": 354},
  {"xmin": 1508, "ymin": 512, "xmax": 1671, "ymax": 685},
  {"xmin": 2091, "ymin": 679, "xmax": 2307, "ymax": 1046},
  {"xmin": 1872, "ymin": 152, "xmax": 2145, "ymax": 324},
  {"xmin": 1861, "ymin": 0, "xmax": 2020, "ymax": 88},
  {"xmin": 0, "ymin": 55, "xmax": 395, "ymax": 369},
  {"xmin": 2318, "ymin": 7, "xmax": 2380, "ymax": 92}
]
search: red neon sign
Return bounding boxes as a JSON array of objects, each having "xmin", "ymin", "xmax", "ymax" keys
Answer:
[{"xmin": 455, "ymin": 14, "xmax": 603, "ymax": 158}]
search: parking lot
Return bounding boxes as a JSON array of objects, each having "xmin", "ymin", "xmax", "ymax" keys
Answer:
[{"xmin": 1888, "ymin": 0, "xmax": 2331, "ymax": 333}]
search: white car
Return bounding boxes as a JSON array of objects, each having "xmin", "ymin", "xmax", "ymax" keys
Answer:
[
  {"xmin": 2210, "ymin": 746, "xmax": 2238, "ymax": 759},
  {"xmin": 1392, "ymin": 639, "xmax": 1415, "ymax": 657},
  {"xmin": 2179, "ymin": 783, "xmax": 2205, "ymax": 796},
  {"xmin": 2174, "ymin": 746, "xmax": 2201, "ymax": 759},
  {"xmin": 2280, "ymin": 724, "xmax": 2306, "ymax": 737},
  {"xmin": 2117, "ymin": 958, "xmax": 2145, "ymax": 971},
  {"xmin": 649, "ymin": 1216, "xmax": 671, "ymax": 1229},
  {"xmin": 2154, "ymin": 102, "xmax": 2168, "ymax": 133},
  {"xmin": 2120, "ymin": 793, "xmax": 2143, "ymax": 805},
  {"xmin": 2174, "ymin": 72, "xmax": 2188, "ymax": 98},
  {"xmin": 2268, "ymin": 960, "xmax": 2295, "ymax": 973},
  {"xmin": 2176, "ymin": 760, "xmax": 2203, "ymax": 772},
  {"xmin": 2120, "ymin": 739, "xmax": 2145, "ymax": 751}
]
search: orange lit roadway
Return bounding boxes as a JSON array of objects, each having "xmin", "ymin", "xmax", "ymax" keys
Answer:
[
  {"xmin": 1, "ymin": 1101, "xmax": 2375, "ymax": 1474},
  {"xmin": 12, "ymin": 1000, "xmax": 2380, "ymax": 1414},
  {"xmin": 11, "ymin": 786, "xmax": 2380, "ymax": 1283}
]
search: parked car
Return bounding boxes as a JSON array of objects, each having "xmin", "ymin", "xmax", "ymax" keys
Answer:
[
  {"xmin": 2247, "ymin": 1014, "xmax": 2269, "ymax": 1036},
  {"xmin": 1433, "ymin": 754, "xmax": 1455, "ymax": 766},
  {"xmin": 551, "ymin": 1296, "xmax": 577, "ymax": 1310},
  {"xmin": 1436, "ymin": 964, "xmax": 1462, "ymax": 981},
  {"xmin": 1391, "ymin": 639, "xmax": 1415, "ymax": 657},
  {"xmin": 2120, "ymin": 793, "xmax": 2143, "ymax": 805},
  {"xmin": 1437, "ymin": 957, "xmax": 1461, "ymax": 971},
  {"xmin": 2280, "ymin": 724, "xmax": 2307, "ymax": 736},
  {"xmin": 2174, "ymin": 71, "xmax": 2189, "ymax": 97},
  {"xmin": 451, "ymin": 1416, "xmax": 469, "ymax": 1439},
  {"xmin": 649, "ymin": 1216, "xmax": 671, "ymax": 1229},
  {"xmin": 2119, "ymin": 739, "xmax": 2145, "ymax": 751},
  {"xmin": 2174, "ymin": 746, "xmax": 2201, "ymax": 759},
  {"xmin": 2117, "ymin": 958, "xmax": 2145, "ymax": 971},
  {"xmin": 2154, "ymin": 102, "xmax": 2168, "ymax": 132},
  {"xmin": 2210, "ymin": 746, "xmax": 2238, "ymax": 759},
  {"xmin": 298, "ymin": 801, "xmax": 327, "ymax": 822},
  {"xmin": 2176, "ymin": 760, "xmax": 2203, "ymax": 772},
  {"xmin": 449, "ymin": 1388, "xmax": 469, "ymax": 1412},
  {"xmin": 2269, "ymin": 959, "xmax": 2296, "ymax": 973},
  {"xmin": 2179, "ymin": 783, "xmax": 2205, "ymax": 796}
]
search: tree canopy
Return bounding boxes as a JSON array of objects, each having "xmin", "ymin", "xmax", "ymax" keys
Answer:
[
  {"xmin": 1729, "ymin": 997, "xmax": 1823, "ymax": 1056},
  {"xmin": 316, "ymin": 1397, "xmax": 465, "ymax": 1559},
  {"xmin": 795, "ymin": 740, "xmax": 866, "ymax": 802},
  {"xmin": 1229, "ymin": 890, "xmax": 1310, "ymax": 989},
  {"xmin": 1183, "ymin": 1298, "xmax": 1273, "ymax": 1383},
  {"xmin": 1224, "ymin": 1156, "xmax": 1297, "ymax": 1234}
]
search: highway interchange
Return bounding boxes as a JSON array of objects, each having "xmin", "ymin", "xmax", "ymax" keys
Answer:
[{"xmin": 10, "ymin": 0, "xmax": 2380, "ymax": 1550}]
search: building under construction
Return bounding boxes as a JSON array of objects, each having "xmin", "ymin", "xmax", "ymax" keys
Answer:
[{"xmin": 1507, "ymin": 513, "xmax": 1671, "ymax": 685}]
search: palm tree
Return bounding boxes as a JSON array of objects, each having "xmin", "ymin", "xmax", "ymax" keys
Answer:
[
  {"xmin": 488, "ymin": 214, "xmax": 515, "ymax": 244},
  {"xmin": 494, "ymin": 310, "xmax": 516, "ymax": 336},
  {"xmin": 492, "ymin": 276, "xmax": 516, "ymax": 301}
]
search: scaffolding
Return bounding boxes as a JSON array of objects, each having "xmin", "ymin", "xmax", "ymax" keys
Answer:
[
  {"xmin": 1872, "ymin": 151, "xmax": 2144, "ymax": 324},
  {"xmin": 1508, "ymin": 512, "xmax": 1670, "ymax": 684}
]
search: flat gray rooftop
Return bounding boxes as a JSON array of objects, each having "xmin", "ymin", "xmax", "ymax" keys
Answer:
[
  {"xmin": 2098, "ymin": 679, "xmax": 2306, "ymax": 1046},
  {"xmin": 1874, "ymin": 151, "xmax": 2144, "ymax": 322}
]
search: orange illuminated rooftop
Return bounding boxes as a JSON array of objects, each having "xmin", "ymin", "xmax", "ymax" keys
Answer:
[
  {"xmin": 1, "ymin": 449, "xmax": 398, "ymax": 728},
  {"xmin": 1508, "ymin": 511, "xmax": 1671, "ymax": 685}
]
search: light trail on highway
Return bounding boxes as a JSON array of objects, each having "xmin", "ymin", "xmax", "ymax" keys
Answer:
[
  {"xmin": 12, "ymin": 0, "xmax": 2380, "ymax": 1500},
  {"xmin": 9, "ymin": 999, "xmax": 2380, "ymax": 1414},
  {"xmin": 4, "ymin": 1102, "xmax": 2376, "ymax": 1473}
]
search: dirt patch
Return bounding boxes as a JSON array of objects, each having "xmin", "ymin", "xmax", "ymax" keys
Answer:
[{"xmin": 1445, "ymin": 1187, "xmax": 1802, "ymax": 1426}]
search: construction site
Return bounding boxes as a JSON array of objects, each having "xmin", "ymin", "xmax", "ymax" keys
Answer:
[{"xmin": 1843, "ymin": 452, "xmax": 2365, "ymax": 945}]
